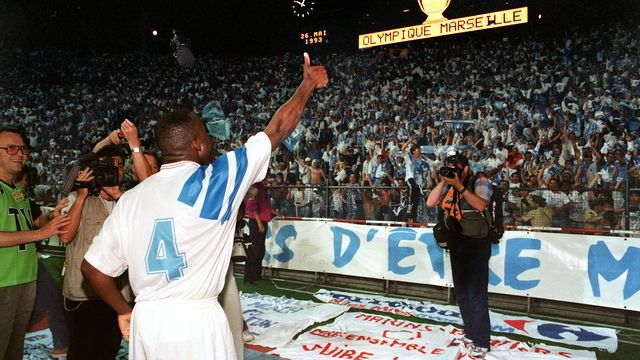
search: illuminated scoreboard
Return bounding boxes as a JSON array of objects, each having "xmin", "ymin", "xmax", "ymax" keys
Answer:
[
  {"xmin": 300, "ymin": 30, "xmax": 328, "ymax": 46},
  {"xmin": 359, "ymin": 7, "xmax": 528, "ymax": 48},
  {"xmin": 355, "ymin": 0, "xmax": 529, "ymax": 49}
]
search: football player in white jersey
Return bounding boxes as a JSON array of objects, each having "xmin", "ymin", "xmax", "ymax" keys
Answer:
[{"xmin": 80, "ymin": 53, "xmax": 328, "ymax": 359}]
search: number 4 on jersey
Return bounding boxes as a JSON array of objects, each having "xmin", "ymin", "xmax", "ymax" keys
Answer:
[{"xmin": 145, "ymin": 219, "xmax": 187, "ymax": 281}]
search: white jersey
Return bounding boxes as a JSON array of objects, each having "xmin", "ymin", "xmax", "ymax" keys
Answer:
[{"xmin": 85, "ymin": 132, "xmax": 270, "ymax": 302}]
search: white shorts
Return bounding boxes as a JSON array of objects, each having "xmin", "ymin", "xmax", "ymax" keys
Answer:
[{"xmin": 130, "ymin": 298, "xmax": 236, "ymax": 360}]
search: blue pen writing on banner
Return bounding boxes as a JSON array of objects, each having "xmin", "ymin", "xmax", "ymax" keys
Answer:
[
  {"xmin": 504, "ymin": 237, "xmax": 541, "ymax": 290},
  {"xmin": 587, "ymin": 241, "xmax": 640, "ymax": 300}
]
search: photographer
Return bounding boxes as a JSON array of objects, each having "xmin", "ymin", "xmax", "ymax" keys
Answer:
[
  {"xmin": 93, "ymin": 119, "xmax": 153, "ymax": 183},
  {"xmin": 426, "ymin": 150, "xmax": 493, "ymax": 359},
  {"xmin": 59, "ymin": 143, "xmax": 128, "ymax": 359}
]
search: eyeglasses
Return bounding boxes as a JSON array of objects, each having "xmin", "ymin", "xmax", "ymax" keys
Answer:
[{"xmin": 0, "ymin": 145, "xmax": 29, "ymax": 155}]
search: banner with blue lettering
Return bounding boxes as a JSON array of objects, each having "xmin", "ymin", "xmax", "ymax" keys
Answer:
[{"xmin": 264, "ymin": 220, "xmax": 640, "ymax": 312}]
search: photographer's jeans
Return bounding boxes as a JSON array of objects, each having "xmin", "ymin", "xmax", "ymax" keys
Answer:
[{"xmin": 449, "ymin": 236, "xmax": 492, "ymax": 349}]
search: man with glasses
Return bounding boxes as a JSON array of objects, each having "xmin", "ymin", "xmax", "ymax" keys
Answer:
[{"xmin": 0, "ymin": 126, "xmax": 70, "ymax": 360}]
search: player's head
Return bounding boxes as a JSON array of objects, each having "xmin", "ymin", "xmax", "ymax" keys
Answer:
[
  {"xmin": 155, "ymin": 110, "xmax": 214, "ymax": 164},
  {"xmin": 0, "ymin": 126, "xmax": 29, "ymax": 182}
]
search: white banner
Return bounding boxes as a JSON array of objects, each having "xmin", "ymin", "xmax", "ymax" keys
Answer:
[
  {"xmin": 240, "ymin": 292, "xmax": 349, "ymax": 348},
  {"xmin": 314, "ymin": 289, "xmax": 618, "ymax": 352},
  {"xmin": 264, "ymin": 220, "xmax": 640, "ymax": 311},
  {"xmin": 271, "ymin": 312, "xmax": 596, "ymax": 360}
]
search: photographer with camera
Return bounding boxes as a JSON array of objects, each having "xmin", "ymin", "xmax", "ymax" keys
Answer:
[
  {"xmin": 94, "ymin": 118, "xmax": 154, "ymax": 183},
  {"xmin": 426, "ymin": 150, "xmax": 493, "ymax": 359},
  {"xmin": 59, "ymin": 143, "xmax": 128, "ymax": 360}
]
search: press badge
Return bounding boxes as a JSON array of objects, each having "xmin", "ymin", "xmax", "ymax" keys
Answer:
[{"xmin": 11, "ymin": 189, "xmax": 26, "ymax": 203}]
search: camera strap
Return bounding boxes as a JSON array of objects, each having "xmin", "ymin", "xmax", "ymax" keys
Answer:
[{"xmin": 442, "ymin": 186, "xmax": 463, "ymax": 221}]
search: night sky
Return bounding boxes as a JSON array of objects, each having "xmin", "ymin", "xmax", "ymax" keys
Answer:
[{"xmin": 1, "ymin": 0, "xmax": 637, "ymax": 56}]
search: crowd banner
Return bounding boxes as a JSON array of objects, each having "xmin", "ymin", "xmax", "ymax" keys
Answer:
[
  {"xmin": 314, "ymin": 289, "xmax": 618, "ymax": 352},
  {"xmin": 264, "ymin": 220, "xmax": 640, "ymax": 312},
  {"xmin": 240, "ymin": 292, "xmax": 349, "ymax": 348},
  {"xmin": 271, "ymin": 312, "xmax": 596, "ymax": 360}
]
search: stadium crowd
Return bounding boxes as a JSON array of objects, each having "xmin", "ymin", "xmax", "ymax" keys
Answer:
[{"xmin": 1, "ymin": 20, "xmax": 639, "ymax": 231}]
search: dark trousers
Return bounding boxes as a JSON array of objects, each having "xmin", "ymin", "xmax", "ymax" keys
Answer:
[
  {"xmin": 407, "ymin": 178, "xmax": 423, "ymax": 221},
  {"xmin": 0, "ymin": 281, "xmax": 36, "ymax": 360},
  {"xmin": 450, "ymin": 236, "xmax": 492, "ymax": 349},
  {"xmin": 29, "ymin": 262, "xmax": 69, "ymax": 350},
  {"xmin": 64, "ymin": 298, "xmax": 121, "ymax": 360},
  {"xmin": 244, "ymin": 218, "xmax": 267, "ymax": 282}
]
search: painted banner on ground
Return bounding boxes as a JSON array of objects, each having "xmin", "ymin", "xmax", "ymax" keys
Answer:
[
  {"xmin": 240, "ymin": 292, "xmax": 349, "ymax": 348},
  {"xmin": 264, "ymin": 220, "xmax": 640, "ymax": 311},
  {"xmin": 271, "ymin": 312, "xmax": 596, "ymax": 360},
  {"xmin": 314, "ymin": 289, "xmax": 617, "ymax": 352}
]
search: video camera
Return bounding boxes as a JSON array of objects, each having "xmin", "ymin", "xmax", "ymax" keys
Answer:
[{"xmin": 61, "ymin": 153, "xmax": 119, "ymax": 196}]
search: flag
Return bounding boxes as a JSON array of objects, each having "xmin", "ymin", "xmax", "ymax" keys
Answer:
[
  {"xmin": 201, "ymin": 101, "xmax": 225, "ymax": 120},
  {"xmin": 283, "ymin": 124, "xmax": 305, "ymax": 152},
  {"xmin": 207, "ymin": 120, "xmax": 230, "ymax": 140}
]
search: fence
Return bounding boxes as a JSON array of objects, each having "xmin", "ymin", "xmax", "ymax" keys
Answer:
[{"xmin": 266, "ymin": 184, "xmax": 640, "ymax": 236}]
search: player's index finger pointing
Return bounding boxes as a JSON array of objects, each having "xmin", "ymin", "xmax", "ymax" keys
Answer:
[{"xmin": 304, "ymin": 52, "xmax": 310, "ymax": 67}]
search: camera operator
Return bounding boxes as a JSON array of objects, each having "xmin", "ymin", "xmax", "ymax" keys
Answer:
[
  {"xmin": 59, "ymin": 143, "xmax": 129, "ymax": 359},
  {"xmin": 426, "ymin": 150, "xmax": 493, "ymax": 359},
  {"xmin": 94, "ymin": 119, "xmax": 153, "ymax": 183}
]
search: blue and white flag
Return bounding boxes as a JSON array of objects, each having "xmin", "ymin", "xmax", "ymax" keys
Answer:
[
  {"xmin": 201, "ymin": 101, "xmax": 225, "ymax": 120},
  {"xmin": 206, "ymin": 120, "xmax": 230, "ymax": 140},
  {"xmin": 283, "ymin": 124, "xmax": 305, "ymax": 152}
]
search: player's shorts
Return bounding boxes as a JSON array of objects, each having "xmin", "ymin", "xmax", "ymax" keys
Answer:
[{"xmin": 129, "ymin": 297, "xmax": 236, "ymax": 360}]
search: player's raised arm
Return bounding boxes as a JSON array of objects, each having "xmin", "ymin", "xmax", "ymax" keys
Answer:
[{"xmin": 264, "ymin": 52, "xmax": 328, "ymax": 150}]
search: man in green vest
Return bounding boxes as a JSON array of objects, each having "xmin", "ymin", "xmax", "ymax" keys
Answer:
[{"xmin": 0, "ymin": 126, "xmax": 70, "ymax": 360}]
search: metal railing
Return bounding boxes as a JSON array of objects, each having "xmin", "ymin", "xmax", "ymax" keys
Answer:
[{"xmin": 266, "ymin": 184, "xmax": 640, "ymax": 236}]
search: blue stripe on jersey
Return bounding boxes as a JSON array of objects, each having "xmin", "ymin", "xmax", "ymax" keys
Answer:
[
  {"xmin": 177, "ymin": 166, "xmax": 207, "ymax": 207},
  {"xmin": 219, "ymin": 147, "xmax": 248, "ymax": 223},
  {"xmin": 177, "ymin": 148, "xmax": 249, "ymax": 222},
  {"xmin": 200, "ymin": 155, "xmax": 230, "ymax": 220}
]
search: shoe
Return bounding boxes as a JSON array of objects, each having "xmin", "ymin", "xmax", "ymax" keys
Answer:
[
  {"xmin": 242, "ymin": 329, "xmax": 255, "ymax": 343},
  {"xmin": 52, "ymin": 347, "xmax": 68, "ymax": 358},
  {"xmin": 469, "ymin": 345, "xmax": 489, "ymax": 359},
  {"xmin": 459, "ymin": 336, "xmax": 474, "ymax": 349}
]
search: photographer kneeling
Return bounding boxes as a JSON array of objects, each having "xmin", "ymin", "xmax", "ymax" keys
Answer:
[{"xmin": 426, "ymin": 150, "xmax": 492, "ymax": 359}]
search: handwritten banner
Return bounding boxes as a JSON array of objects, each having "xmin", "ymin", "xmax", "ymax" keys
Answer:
[
  {"xmin": 314, "ymin": 289, "xmax": 618, "ymax": 352},
  {"xmin": 264, "ymin": 220, "xmax": 640, "ymax": 311},
  {"xmin": 271, "ymin": 312, "xmax": 596, "ymax": 360},
  {"xmin": 240, "ymin": 292, "xmax": 349, "ymax": 348}
]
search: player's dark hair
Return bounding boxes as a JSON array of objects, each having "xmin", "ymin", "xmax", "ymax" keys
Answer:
[{"xmin": 155, "ymin": 109, "xmax": 198, "ymax": 156}]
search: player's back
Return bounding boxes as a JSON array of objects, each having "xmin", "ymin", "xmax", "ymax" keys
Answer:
[{"xmin": 114, "ymin": 160, "xmax": 243, "ymax": 302}]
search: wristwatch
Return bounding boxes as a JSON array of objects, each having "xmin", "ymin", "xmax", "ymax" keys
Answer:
[{"xmin": 131, "ymin": 146, "xmax": 141, "ymax": 153}]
